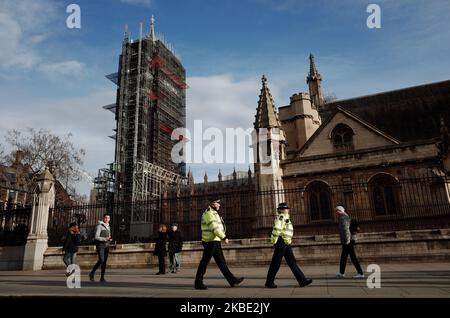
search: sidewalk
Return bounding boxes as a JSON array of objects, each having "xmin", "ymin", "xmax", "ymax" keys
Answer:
[{"xmin": 1, "ymin": 262, "xmax": 449, "ymax": 298}]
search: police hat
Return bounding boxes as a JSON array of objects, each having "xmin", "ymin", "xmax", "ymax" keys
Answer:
[
  {"xmin": 210, "ymin": 198, "xmax": 221, "ymax": 204},
  {"xmin": 277, "ymin": 202, "xmax": 290, "ymax": 210}
]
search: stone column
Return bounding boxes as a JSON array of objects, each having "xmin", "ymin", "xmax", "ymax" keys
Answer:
[{"xmin": 23, "ymin": 168, "xmax": 55, "ymax": 271}]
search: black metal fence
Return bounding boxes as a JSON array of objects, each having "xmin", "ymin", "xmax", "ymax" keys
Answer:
[
  {"xmin": 47, "ymin": 175, "xmax": 450, "ymax": 246},
  {"xmin": 0, "ymin": 206, "xmax": 32, "ymax": 246}
]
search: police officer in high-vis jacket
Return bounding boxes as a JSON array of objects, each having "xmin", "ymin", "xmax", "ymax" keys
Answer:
[
  {"xmin": 265, "ymin": 202, "xmax": 313, "ymax": 288},
  {"xmin": 194, "ymin": 198, "xmax": 244, "ymax": 290}
]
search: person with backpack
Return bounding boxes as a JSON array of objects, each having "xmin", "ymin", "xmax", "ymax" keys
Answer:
[
  {"xmin": 335, "ymin": 206, "xmax": 365, "ymax": 279},
  {"xmin": 89, "ymin": 213, "xmax": 112, "ymax": 283},
  {"xmin": 154, "ymin": 224, "xmax": 168, "ymax": 275},
  {"xmin": 62, "ymin": 222, "xmax": 81, "ymax": 276},
  {"xmin": 167, "ymin": 223, "xmax": 183, "ymax": 273}
]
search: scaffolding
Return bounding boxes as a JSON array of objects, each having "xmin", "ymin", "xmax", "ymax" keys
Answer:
[
  {"xmin": 99, "ymin": 17, "xmax": 187, "ymax": 240},
  {"xmin": 132, "ymin": 160, "xmax": 182, "ymax": 202}
]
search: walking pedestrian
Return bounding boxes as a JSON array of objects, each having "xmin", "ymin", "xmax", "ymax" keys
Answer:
[
  {"xmin": 194, "ymin": 198, "xmax": 244, "ymax": 290},
  {"xmin": 168, "ymin": 223, "xmax": 183, "ymax": 273},
  {"xmin": 89, "ymin": 213, "xmax": 112, "ymax": 283},
  {"xmin": 62, "ymin": 222, "xmax": 81, "ymax": 276},
  {"xmin": 335, "ymin": 206, "xmax": 365, "ymax": 279},
  {"xmin": 154, "ymin": 224, "xmax": 168, "ymax": 275},
  {"xmin": 265, "ymin": 202, "xmax": 313, "ymax": 288}
]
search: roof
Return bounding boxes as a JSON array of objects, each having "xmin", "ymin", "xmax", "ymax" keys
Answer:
[
  {"xmin": 322, "ymin": 80, "xmax": 450, "ymax": 142},
  {"xmin": 254, "ymin": 75, "xmax": 282, "ymax": 129}
]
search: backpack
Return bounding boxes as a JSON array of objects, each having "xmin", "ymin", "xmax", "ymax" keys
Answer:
[
  {"xmin": 85, "ymin": 225, "xmax": 97, "ymax": 244},
  {"xmin": 350, "ymin": 219, "xmax": 360, "ymax": 234}
]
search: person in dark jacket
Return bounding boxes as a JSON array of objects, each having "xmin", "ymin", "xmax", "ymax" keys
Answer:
[
  {"xmin": 89, "ymin": 214, "xmax": 112, "ymax": 283},
  {"xmin": 154, "ymin": 224, "xmax": 168, "ymax": 275},
  {"xmin": 62, "ymin": 222, "xmax": 81, "ymax": 276},
  {"xmin": 167, "ymin": 223, "xmax": 183, "ymax": 273}
]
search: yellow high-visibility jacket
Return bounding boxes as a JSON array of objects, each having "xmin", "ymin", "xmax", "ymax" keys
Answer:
[
  {"xmin": 201, "ymin": 206, "xmax": 226, "ymax": 242},
  {"xmin": 271, "ymin": 213, "xmax": 294, "ymax": 245}
]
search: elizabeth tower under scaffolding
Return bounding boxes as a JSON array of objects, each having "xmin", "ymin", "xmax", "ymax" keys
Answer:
[{"xmin": 105, "ymin": 17, "xmax": 186, "ymax": 240}]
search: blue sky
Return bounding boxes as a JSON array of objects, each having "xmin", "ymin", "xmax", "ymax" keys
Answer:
[{"xmin": 1, "ymin": 0, "xmax": 450, "ymax": 197}]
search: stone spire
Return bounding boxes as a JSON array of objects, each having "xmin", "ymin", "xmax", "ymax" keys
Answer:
[
  {"xmin": 254, "ymin": 75, "xmax": 282, "ymax": 129},
  {"xmin": 307, "ymin": 53, "xmax": 324, "ymax": 109},
  {"xmin": 150, "ymin": 15, "xmax": 156, "ymax": 43},
  {"xmin": 187, "ymin": 168, "xmax": 194, "ymax": 185},
  {"xmin": 218, "ymin": 169, "xmax": 222, "ymax": 182},
  {"xmin": 308, "ymin": 53, "xmax": 321, "ymax": 81},
  {"xmin": 187, "ymin": 168, "xmax": 194, "ymax": 194}
]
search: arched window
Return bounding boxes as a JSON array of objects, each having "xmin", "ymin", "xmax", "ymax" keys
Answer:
[
  {"xmin": 369, "ymin": 174, "xmax": 400, "ymax": 216},
  {"xmin": 306, "ymin": 181, "xmax": 332, "ymax": 221},
  {"xmin": 331, "ymin": 124, "xmax": 354, "ymax": 151}
]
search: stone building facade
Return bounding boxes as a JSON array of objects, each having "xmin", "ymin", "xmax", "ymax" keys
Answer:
[{"xmin": 251, "ymin": 54, "xmax": 450, "ymax": 235}]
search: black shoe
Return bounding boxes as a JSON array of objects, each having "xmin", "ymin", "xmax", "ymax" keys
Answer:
[
  {"xmin": 230, "ymin": 277, "xmax": 244, "ymax": 287},
  {"xmin": 299, "ymin": 278, "xmax": 313, "ymax": 288},
  {"xmin": 265, "ymin": 282, "xmax": 277, "ymax": 288},
  {"xmin": 156, "ymin": 272, "xmax": 165, "ymax": 275},
  {"xmin": 89, "ymin": 272, "xmax": 94, "ymax": 282},
  {"xmin": 195, "ymin": 282, "xmax": 208, "ymax": 290},
  {"xmin": 100, "ymin": 278, "xmax": 107, "ymax": 283}
]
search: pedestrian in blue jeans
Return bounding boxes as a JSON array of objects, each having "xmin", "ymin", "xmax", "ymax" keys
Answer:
[
  {"xmin": 62, "ymin": 222, "xmax": 81, "ymax": 276},
  {"xmin": 89, "ymin": 214, "xmax": 112, "ymax": 283}
]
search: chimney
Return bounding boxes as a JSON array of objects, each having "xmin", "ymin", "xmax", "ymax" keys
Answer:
[{"xmin": 15, "ymin": 150, "xmax": 24, "ymax": 165}]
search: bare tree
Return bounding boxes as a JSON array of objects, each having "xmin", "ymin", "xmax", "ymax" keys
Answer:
[
  {"xmin": 4, "ymin": 128, "xmax": 86, "ymax": 190},
  {"xmin": 324, "ymin": 93, "xmax": 338, "ymax": 103},
  {"xmin": 0, "ymin": 142, "xmax": 5, "ymax": 165}
]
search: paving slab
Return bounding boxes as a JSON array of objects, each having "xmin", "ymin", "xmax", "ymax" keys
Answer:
[{"xmin": 1, "ymin": 262, "xmax": 450, "ymax": 298}]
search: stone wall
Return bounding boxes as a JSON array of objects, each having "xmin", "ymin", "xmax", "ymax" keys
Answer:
[
  {"xmin": 0, "ymin": 246, "xmax": 25, "ymax": 270},
  {"xmin": 42, "ymin": 228, "xmax": 450, "ymax": 270}
]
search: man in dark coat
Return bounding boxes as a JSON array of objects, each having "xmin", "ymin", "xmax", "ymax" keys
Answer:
[
  {"xmin": 154, "ymin": 224, "xmax": 168, "ymax": 275},
  {"xmin": 167, "ymin": 223, "xmax": 183, "ymax": 273}
]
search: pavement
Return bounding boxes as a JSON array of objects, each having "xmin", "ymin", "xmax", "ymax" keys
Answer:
[{"xmin": 1, "ymin": 262, "xmax": 450, "ymax": 298}]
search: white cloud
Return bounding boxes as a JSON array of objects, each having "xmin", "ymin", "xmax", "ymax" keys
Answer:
[
  {"xmin": 0, "ymin": 0, "xmax": 85, "ymax": 77},
  {"xmin": 187, "ymin": 74, "xmax": 272, "ymax": 130},
  {"xmin": 0, "ymin": 12, "xmax": 41, "ymax": 68},
  {"xmin": 0, "ymin": 88, "xmax": 117, "ymax": 196},
  {"xmin": 185, "ymin": 74, "xmax": 266, "ymax": 181},
  {"xmin": 38, "ymin": 60, "xmax": 86, "ymax": 78}
]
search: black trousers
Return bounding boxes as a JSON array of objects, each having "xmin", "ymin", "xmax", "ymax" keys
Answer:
[
  {"xmin": 158, "ymin": 254, "xmax": 166, "ymax": 273},
  {"xmin": 91, "ymin": 246, "xmax": 109, "ymax": 278},
  {"xmin": 339, "ymin": 241, "xmax": 363, "ymax": 275},
  {"xmin": 195, "ymin": 241, "xmax": 236, "ymax": 285},
  {"xmin": 266, "ymin": 238, "xmax": 307, "ymax": 284}
]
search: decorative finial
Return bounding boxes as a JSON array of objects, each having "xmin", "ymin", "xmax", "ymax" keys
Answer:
[{"xmin": 262, "ymin": 74, "xmax": 267, "ymax": 84}]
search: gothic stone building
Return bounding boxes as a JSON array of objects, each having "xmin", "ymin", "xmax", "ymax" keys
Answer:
[{"xmin": 252, "ymin": 54, "xmax": 450, "ymax": 235}]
